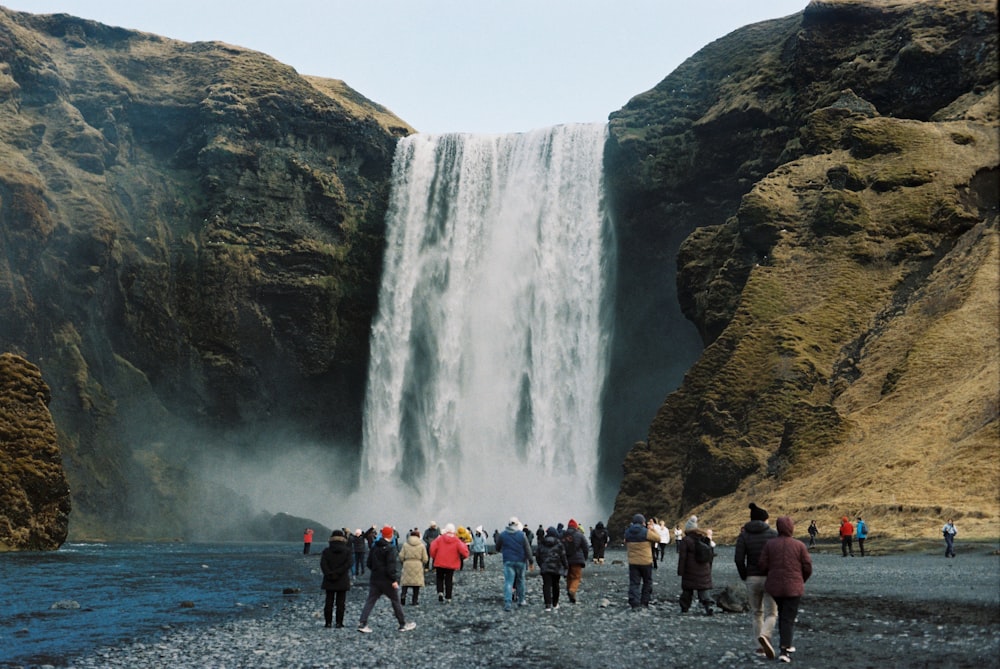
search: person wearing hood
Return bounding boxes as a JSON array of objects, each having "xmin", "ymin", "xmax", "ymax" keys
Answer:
[
  {"xmin": 429, "ymin": 523, "xmax": 469, "ymax": 603},
  {"xmin": 534, "ymin": 526, "xmax": 569, "ymax": 611},
  {"xmin": 624, "ymin": 513, "xmax": 660, "ymax": 609},
  {"xmin": 320, "ymin": 529, "xmax": 353, "ymax": 628},
  {"xmin": 590, "ymin": 521, "xmax": 609, "ymax": 564},
  {"xmin": 839, "ymin": 516, "xmax": 855, "ymax": 557},
  {"xmin": 398, "ymin": 529, "xmax": 429, "ymax": 606},
  {"xmin": 495, "ymin": 517, "xmax": 534, "ymax": 611},
  {"xmin": 735, "ymin": 503, "xmax": 779, "ymax": 658},
  {"xmin": 470, "ymin": 526, "xmax": 488, "ymax": 571},
  {"xmin": 677, "ymin": 515, "xmax": 715, "ymax": 615},
  {"xmin": 758, "ymin": 516, "xmax": 813, "ymax": 663},
  {"xmin": 357, "ymin": 526, "xmax": 416, "ymax": 633},
  {"xmin": 422, "ymin": 521, "xmax": 441, "ymax": 569},
  {"xmin": 561, "ymin": 519, "xmax": 589, "ymax": 603}
]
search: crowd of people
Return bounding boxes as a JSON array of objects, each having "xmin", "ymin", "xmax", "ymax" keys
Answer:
[{"xmin": 314, "ymin": 509, "xmax": 961, "ymax": 664}]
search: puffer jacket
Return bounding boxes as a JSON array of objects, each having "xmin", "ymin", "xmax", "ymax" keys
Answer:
[
  {"xmin": 366, "ymin": 538, "xmax": 401, "ymax": 584},
  {"xmin": 398, "ymin": 534, "xmax": 429, "ymax": 587},
  {"xmin": 758, "ymin": 516, "xmax": 812, "ymax": 598},
  {"xmin": 320, "ymin": 536, "xmax": 353, "ymax": 591},
  {"xmin": 734, "ymin": 520, "xmax": 778, "ymax": 580},
  {"xmin": 624, "ymin": 522, "xmax": 658, "ymax": 566},
  {"xmin": 677, "ymin": 529, "xmax": 714, "ymax": 590},
  {"xmin": 561, "ymin": 527, "xmax": 589, "ymax": 566},
  {"xmin": 534, "ymin": 531, "xmax": 568, "ymax": 575},
  {"xmin": 429, "ymin": 532, "xmax": 469, "ymax": 570}
]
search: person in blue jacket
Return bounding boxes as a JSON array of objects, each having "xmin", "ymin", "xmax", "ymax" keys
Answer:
[{"xmin": 855, "ymin": 516, "xmax": 869, "ymax": 557}]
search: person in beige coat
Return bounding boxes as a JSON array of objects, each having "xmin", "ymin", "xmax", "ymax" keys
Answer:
[{"xmin": 398, "ymin": 530, "xmax": 429, "ymax": 605}]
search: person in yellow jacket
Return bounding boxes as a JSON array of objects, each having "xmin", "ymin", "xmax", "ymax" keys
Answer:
[{"xmin": 624, "ymin": 514, "xmax": 660, "ymax": 609}]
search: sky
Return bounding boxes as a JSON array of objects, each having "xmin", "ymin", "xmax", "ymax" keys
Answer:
[{"xmin": 4, "ymin": 0, "xmax": 807, "ymax": 134}]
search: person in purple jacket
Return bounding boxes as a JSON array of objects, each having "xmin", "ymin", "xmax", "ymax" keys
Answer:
[{"xmin": 758, "ymin": 516, "xmax": 813, "ymax": 664}]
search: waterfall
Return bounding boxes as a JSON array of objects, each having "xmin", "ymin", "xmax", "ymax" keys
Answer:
[{"xmin": 360, "ymin": 123, "xmax": 613, "ymax": 530}]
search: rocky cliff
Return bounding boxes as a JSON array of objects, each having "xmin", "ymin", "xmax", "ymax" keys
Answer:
[
  {"xmin": 606, "ymin": 0, "xmax": 999, "ymax": 539},
  {"xmin": 0, "ymin": 7, "xmax": 412, "ymax": 540},
  {"xmin": 0, "ymin": 352, "xmax": 70, "ymax": 550}
]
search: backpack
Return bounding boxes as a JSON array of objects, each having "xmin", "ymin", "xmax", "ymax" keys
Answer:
[{"xmin": 693, "ymin": 536, "xmax": 714, "ymax": 564}]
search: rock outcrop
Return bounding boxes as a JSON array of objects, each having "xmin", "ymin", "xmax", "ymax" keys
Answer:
[
  {"xmin": 0, "ymin": 7, "xmax": 412, "ymax": 539},
  {"xmin": 0, "ymin": 353, "xmax": 70, "ymax": 550},
  {"xmin": 607, "ymin": 0, "xmax": 998, "ymax": 539}
]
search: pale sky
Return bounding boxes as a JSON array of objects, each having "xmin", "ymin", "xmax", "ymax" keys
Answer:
[{"xmin": 3, "ymin": 1, "xmax": 807, "ymax": 133}]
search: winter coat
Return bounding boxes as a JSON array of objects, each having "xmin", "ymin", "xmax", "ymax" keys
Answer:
[
  {"xmin": 398, "ymin": 535, "xmax": 429, "ymax": 587},
  {"xmin": 856, "ymin": 520, "xmax": 868, "ymax": 539},
  {"xmin": 429, "ymin": 532, "xmax": 469, "ymax": 570},
  {"xmin": 495, "ymin": 527, "xmax": 533, "ymax": 565},
  {"xmin": 590, "ymin": 523, "xmax": 609, "ymax": 551},
  {"xmin": 677, "ymin": 528, "xmax": 714, "ymax": 590},
  {"xmin": 734, "ymin": 520, "xmax": 777, "ymax": 580},
  {"xmin": 348, "ymin": 533, "xmax": 367, "ymax": 554},
  {"xmin": 534, "ymin": 532, "xmax": 569, "ymax": 575},
  {"xmin": 366, "ymin": 537, "xmax": 401, "ymax": 584},
  {"xmin": 624, "ymin": 522, "xmax": 658, "ymax": 566},
  {"xmin": 320, "ymin": 536, "xmax": 353, "ymax": 591},
  {"xmin": 471, "ymin": 532, "xmax": 487, "ymax": 554},
  {"xmin": 839, "ymin": 519, "xmax": 854, "ymax": 539},
  {"xmin": 561, "ymin": 527, "xmax": 589, "ymax": 566},
  {"xmin": 758, "ymin": 516, "xmax": 812, "ymax": 598}
]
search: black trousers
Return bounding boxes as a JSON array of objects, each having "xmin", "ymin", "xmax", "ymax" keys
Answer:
[
  {"xmin": 323, "ymin": 589, "xmax": 346, "ymax": 626},
  {"xmin": 773, "ymin": 595, "xmax": 801, "ymax": 651}
]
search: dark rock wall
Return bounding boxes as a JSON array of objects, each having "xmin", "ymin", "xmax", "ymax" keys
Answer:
[{"xmin": 0, "ymin": 8, "xmax": 411, "ymax": 539}]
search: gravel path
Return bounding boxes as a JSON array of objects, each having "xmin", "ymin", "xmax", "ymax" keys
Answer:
[{"xmin": 50, "ymin": 543, "xmax": 1000, "ymax": 669}]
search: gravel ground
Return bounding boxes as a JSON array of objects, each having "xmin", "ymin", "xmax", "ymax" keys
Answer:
[{"xmin": 51, "ymin": 542, "xmax": 999, "ymax": 669}]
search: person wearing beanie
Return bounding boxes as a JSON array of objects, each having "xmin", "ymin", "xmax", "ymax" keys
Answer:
[
  {"xmin": 495, "ymin": 516, "xmax": 534, "ymax": 611},
  {"xmin": 561, "ymin": 519, "xmax": 589, "ymax": 603},
  {"xmin": 758, "ymin": 516, "xmax": 813, "ymax": 663},
  {"xmin": 320, "ymin": 529, "xmax": 353, "ymax": 628},
  {"xmin": 470, "ymin": 526, "xmax": 488, "ymax": 571},
  {"xmin": 735, "ymin": 502, "xmax": 779, "ymax": 658},
  {"xmin": 398, "ymin": 529, "xmax": 429, "ymax": 606},
  {"xmin": 357, "ymin": 526, "xmax": 416, "ymax": 633},
  {"xmin": 677, "ymin": 515, "xmax": 716, "ymax": 616},
  {"xmin": 422, "ymin": 521, "xmax": 441, "ymax": 570},
  {"xmin": 624, "ymin": 513, "xmax": 659, "ymax": 609},
  {"xmin": 534, "ymin": 527, "xmax": 569, "ymax": 611},
  {"xmin": 590, "ymin": 521, "xmax": 610, "ymax": 564},
  {"xmin": 429, "ymin": 523, "xmax": 469, "ymax": 603},
  {"xmin": 839, "ymin": 516, "xmax": 855, "ymax": 557}
]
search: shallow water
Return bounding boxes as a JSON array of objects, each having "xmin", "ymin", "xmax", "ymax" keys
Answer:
[{"xmin": 0, "ymin": 542, "xmax": 316, "ymax": 667}]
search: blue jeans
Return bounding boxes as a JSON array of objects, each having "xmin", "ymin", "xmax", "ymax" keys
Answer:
[{"xmin": 503, "ymin": 561, "xmax": 526, "ymax": 607}]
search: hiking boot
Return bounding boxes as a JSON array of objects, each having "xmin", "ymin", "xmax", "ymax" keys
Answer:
[
  {"xmin": 399, "ymin": 622, "xmax": 416, "ymax": 632},
  {"xmin": 357, "ymin": 625, "xmax": 372, "ymax": 633},
  {"xmin": 758, "ymin": 636, "xmax": 775, "ymax": 660},
  {"xmin": 779, "ymin": 653, "xmax": 792, "ymax": 663}
]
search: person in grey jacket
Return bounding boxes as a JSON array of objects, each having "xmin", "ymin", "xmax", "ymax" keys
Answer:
[{"xmin": 735, "ymin": 503, "xmax": 779, "ymax": 659}]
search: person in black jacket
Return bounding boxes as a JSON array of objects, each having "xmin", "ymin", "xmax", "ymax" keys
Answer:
[
  {"xmin": 735, "ymin": 503, "xmax": 779, "ymax": 659},
  {"xmin": 320, "ymin": 529, "xmax": 353, "ymax": 628},
  {"xmin": 357, "ymin": 526, "xmax": 416, "ymax": 633},
  {"xmin": 590, "ymin": 522, "xmax": 609, "ymax": 564},
  {"xmin": 534, "ymin": 527, "xmax": 569, "ymax": 611}
]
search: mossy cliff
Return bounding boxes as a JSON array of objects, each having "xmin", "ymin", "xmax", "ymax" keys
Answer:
[
  {"xmin": 606, "ymin": 0, "xmax": 998, "ymax": 539},
  {"xmin": 0, "ymin": 353, "xmax": 70, "ymax": 550},
  {"xmin": 0, "ymin": 7, "xmax": 412, "ymax": 541}
]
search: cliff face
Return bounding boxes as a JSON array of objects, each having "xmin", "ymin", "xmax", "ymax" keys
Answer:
[
  {"xmin": 0, "ymin": 353, "xmax": 70, "ymax": 550},
  {"xmin": 606, "ymin": 0, "xmax": 999, "ymax": 538},
  {"xmin": 0, "ymin": 8, "xmax": 412, "ymax": 539}
]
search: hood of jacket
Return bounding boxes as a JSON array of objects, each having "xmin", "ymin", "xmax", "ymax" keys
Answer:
[
  {"xmin": 406, "ymin": 534, "xmax": 423, "ymax": 547},
  {"xmin": 776, "ymin": 516, "xmax": 795, "ymax": 537},
  {"xmin": 742, "ymin": 519, "xmax": 772, "ymax": 535}
]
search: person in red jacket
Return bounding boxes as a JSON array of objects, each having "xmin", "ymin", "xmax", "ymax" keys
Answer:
[
  {"xmin": 303, "ymin": 528, "xmax": 314, "ymax": 555},
  {"xmin": 839, "ymin": 516, "xmax": 855, "ymax": 557},
  {"xmin": 758, "ymin": 516, "xmax": 813, "ymax": 664},
  {"xmin": 429, "ymin": 523, "xmax": 470, "ymax": 603}
]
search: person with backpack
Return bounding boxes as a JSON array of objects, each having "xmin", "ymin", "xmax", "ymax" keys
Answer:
[
  {"xmin": 561, "ymin": 519, "xmax": 589, "ymax": 603},
  {"xmin": 624, "ymin": 513, "xmax": 659, "ymax": 609},
  {"xmin": 677, "ymin": 515, "xmax": 715, "ymax": 615},
  {"xmin": 534, "ymin": 526, "xmax": 569, "ymax": 611},
  {"xmin": 357, "ymin": 526, "xmax": 416, "ymax": 633},
  {"xmin": 855, "ymin": 516, "xmax": 869, "ymax": 557}
]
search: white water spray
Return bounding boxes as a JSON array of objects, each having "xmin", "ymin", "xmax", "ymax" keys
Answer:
[{"xmin": 358, "ymin": 123, "xmax": 613, "ymax": 531}]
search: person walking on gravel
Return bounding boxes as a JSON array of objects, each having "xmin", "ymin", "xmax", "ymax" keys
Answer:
[
  {"xmin": 535, "ymin": 526, "xmax": 568, "ymax": 611},
  {"xmin": 807, "ymin": 520, "xmax": 818, "ymax": 548},
  {"xmin": 942, "ymin": 519, "xmax": 958, "ymax": 557},
  {"xmin": 677, "ymin": 515, "xmax": 715, "ymax": 616},
  {"xmin": 855, "ymin": 516, "xmax": 869, "ymax": 557},
  {"xmin": 839, "ymin": 516, "xmax": 855, "ymax": 557},
  {"xmin": 320, "ymin": 529, "xmax": 353, "ymax": 628},
  {"xmin": 495, "ymin": 517, "xmax": 534, "ymax": 611},
  {"xmin": 357, "ymin": 525, "xmax": 416, "ymax": 633},
  {"xmin": 624, "ymin": 513, "xmax": 659, "ymax": 609},
  {"xmin": 735, "ymin": 503, "xmax": 779, "ymax": 659},
  {"xmin": 758, "ymin": 516, "xmax": 812, "ymax": 663},
  {"xmin": 561, "ymin": 519, "xmax": 589, "ymax": 603},
  {"xmin": 398, "ymin": 529, "xmax": 429, "ymax": 605},
  {"xmin": 429, "ymin": 523, "xmax": 469, "ymax": 603}
]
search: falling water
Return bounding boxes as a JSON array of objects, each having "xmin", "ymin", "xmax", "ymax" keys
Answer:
[{"xmin": 360, "ymin": 123, "xmax": 613, "ymax": 529}]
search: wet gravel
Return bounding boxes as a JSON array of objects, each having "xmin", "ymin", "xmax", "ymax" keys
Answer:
[{"xmin": 51, "ymin": 543, "xmax": 1000, "ymax": 669}]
